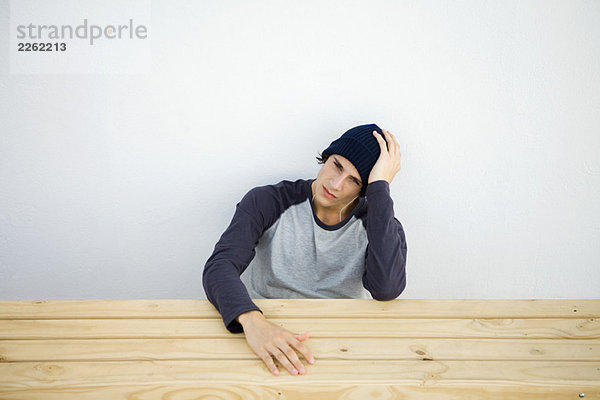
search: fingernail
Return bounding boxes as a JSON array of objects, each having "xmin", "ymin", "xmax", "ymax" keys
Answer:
[
  {"xmin": 292, "ymin": 369, "xmax": 298, "ymax": 375},
  {"xmin": 299, "ymin": 367, "xmax": 305, "ymax": 374},
  {"xmin": 310, "ymin": 358, "xmax": 315, "ymax": 363}
]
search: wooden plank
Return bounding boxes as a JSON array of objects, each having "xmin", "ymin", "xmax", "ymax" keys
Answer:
[
  {"xmin": 0, "ymin": 383, "xmax": 598, "ymax": 400},
  {"xmin": 1, "ymin": 299, "xmax": 598, "ymax": 319},
  {"xmin": 1, "ymin": 338, "xmax": 598, "ymax": 362},
  {"xmin": 1, "ymin": 318, "xmax": 599, "ymax": 339},
  {"xmin": 1, "ymin": 360, "xmax": 599, "ymax": 386}
]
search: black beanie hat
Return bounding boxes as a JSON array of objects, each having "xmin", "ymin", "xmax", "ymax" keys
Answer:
[{"xmin": 322, "ymin": 123, "xmax": 387, "ymax": 196}]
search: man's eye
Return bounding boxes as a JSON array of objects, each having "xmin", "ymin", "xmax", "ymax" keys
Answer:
[{"xmin": 353, "ymin": 179, "xmax": 361, "ymax": 186}]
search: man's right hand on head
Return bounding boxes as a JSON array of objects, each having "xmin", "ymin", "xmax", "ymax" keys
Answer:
[{"xmin": 236, "ymin": 310, "xmax": 315, "ymax": 376}]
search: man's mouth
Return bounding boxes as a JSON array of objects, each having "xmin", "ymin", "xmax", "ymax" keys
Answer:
[{"xmin": 323, "ymin": 186, "xmax": 336, "ymax": 198}]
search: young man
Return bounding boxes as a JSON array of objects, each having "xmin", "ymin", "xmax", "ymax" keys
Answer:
[{"xmin": 203, "ymin": 123, "xmax": 407, "ymax": 376}]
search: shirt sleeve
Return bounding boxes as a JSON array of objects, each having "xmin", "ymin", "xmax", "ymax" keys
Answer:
[
  {"xmin": 362, "ymin": 180, "xmax": 408, "ymax": 300},
  {"xmin": 202, "ymin": 187, "xmax": 272, "ymax": 333}
]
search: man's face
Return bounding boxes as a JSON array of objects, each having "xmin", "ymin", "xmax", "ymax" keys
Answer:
[{"xmin": 313, "ymin": 154, "xmax": 362, "ymax": 209}]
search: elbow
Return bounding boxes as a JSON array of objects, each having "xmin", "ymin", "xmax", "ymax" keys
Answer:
[
  {"xmin": 372, "ymin": 293, "xmax": 397, "ymax": 301},
  {"xmin": 202, "ymin": 262, "xmax": 217, "ymax": 301},
  {"xmin": 372, "ymin": 288, "xmax": 404, "ymax": 301},
  {"xmin": 202, "ymin": 269, "xmax": 209, "ymax": 295},
  {"xmin": 201, "ymin": 270, "xmax": 210, "ymax": 302},
  {"xmin": 370, "ymin": 276, "xmax": 406, "ymax": 301}
]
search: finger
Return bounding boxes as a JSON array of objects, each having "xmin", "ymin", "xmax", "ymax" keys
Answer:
[
  {"xmin": 381, "ymin": 129, "xmax": 399, "ymax": 157},
  {"xmin": 268, "ymin": 345, "xmax": 299, "ymax": 375},
  {"xmin": 259, "ymin": 351, "xmax": 279, "ymax": 376},
  {"xmin": 372, "ymin": 130, "xmax": 388, "ymax": 153},
  {"xmin": 382, "ymin": 129, "xmax": 397, "ymax": 153},
  {"xmin": 291, "ymin": 337, "xmax": 316, "ymax": 365},
  {"xmin": 294, "ymin": 331, "xmax": 310, "ymax": 341},
  {"xmin": 387, "ymin": 131, "xmax": 400, "ymax": 155},
  {"xmin": 281, "ymin": 343, "xmax": 306, "ymax": 374}
]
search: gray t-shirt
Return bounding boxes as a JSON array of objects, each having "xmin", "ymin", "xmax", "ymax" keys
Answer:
[{"xmin": 241, "ymin": 192, "xmax": 371, "ymax": 300}]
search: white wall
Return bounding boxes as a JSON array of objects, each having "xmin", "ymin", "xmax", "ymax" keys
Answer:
[{"xmin": 1, "ymin": 0, "xmax": 599, "ymax": 300}]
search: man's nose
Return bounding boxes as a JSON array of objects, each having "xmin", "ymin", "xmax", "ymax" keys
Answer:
[{"xmin": 330, "ymin": 176, "xmax": 343, "ymax": 190}]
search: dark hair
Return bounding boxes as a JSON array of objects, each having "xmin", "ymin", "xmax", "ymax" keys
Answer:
[{"xmin": 316, "ymin": 152, "xmax": 330, "ymax": 164}]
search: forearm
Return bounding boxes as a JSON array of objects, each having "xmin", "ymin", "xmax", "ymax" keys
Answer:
[
  {"xmin": 203, "ymin": 260, "xmax": 261, "ymax": 333},
  {"xmin": 363, "ymin": 181, "xmax": 407, "ymax": 299},
  {"xmin": 202, "ymin": 199, "xmax": 266, "ymax": 333}
]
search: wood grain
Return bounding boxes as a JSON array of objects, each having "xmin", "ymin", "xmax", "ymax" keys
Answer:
[
  {"xmin": 1, "ymin": 299, "xmax": 598, "ymax": 319},
  {"xmin": 2, "ymin": 317, "xmax": 599, "ymax": 339},
  {"xmin": 1, "ymin": 338, "xmax": 597, "ymax": 362},
  {"xmin": 0, "ymin": 384, "xmax": 598, "ymax": 400},
  {"xmin": 0, "ymin": 299, "xmax": 598, "ymax": 399},
  {"xmin": 1, "ymin": 360, "xmax": 599, "ymax": 386}
]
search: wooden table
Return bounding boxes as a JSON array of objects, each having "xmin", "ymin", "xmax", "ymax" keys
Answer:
[{"xmin": 1, "ymin": 299, "xmax": 599, "ymax": 399}]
